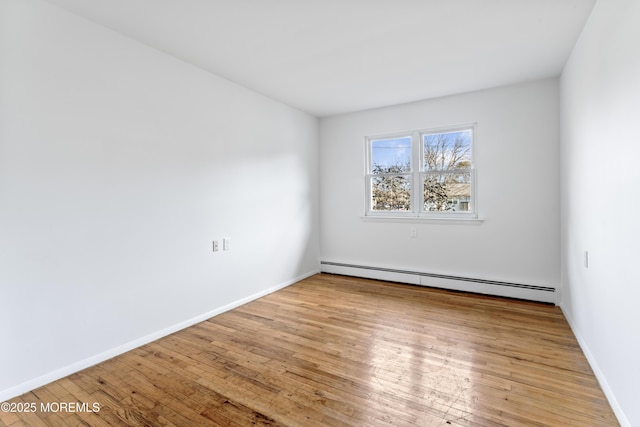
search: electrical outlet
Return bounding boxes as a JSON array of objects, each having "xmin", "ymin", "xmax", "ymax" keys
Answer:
[
  {"xmin": 410, "ymin": 227, "xmax": 418, "ymax": 238},
  {"xmin": 223, "ymin": 238, "xmax": 230, "ymax": 251},
  {"xmin": 212, "ymin": 240, "xmax": 219, "ymax": 252}
]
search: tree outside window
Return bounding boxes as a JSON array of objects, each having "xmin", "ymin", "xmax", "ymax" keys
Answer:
[{"xmin": 366, "ymin": 125, "xmax": 476, "ymax": 218}]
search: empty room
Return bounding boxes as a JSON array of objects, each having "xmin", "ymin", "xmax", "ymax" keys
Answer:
[{"xmin": 0, "ymin": 0, "xmax": 638, "ymax": 426}]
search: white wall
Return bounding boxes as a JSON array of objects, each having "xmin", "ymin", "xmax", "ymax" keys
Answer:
[
  {"xmin": 560, "ymin": 0, "xmax": 640, "ymax": 425},
  {"xmin": 319, "ymin": 79, "xmax": 560, "ymax": 294},
  {"xmin": 0, "ymin": 0, "xmax": 319, "ymax": 399}
]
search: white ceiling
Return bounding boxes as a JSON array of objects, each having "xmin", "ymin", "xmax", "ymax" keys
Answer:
[{"xmin": 44, "ymin": 0, "xmax": 595, "ymax": 117}]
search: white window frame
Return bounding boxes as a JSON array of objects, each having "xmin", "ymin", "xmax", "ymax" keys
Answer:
[{"xmin": 364, "ymin": 123, "xmax": 478, "ymax": 220}]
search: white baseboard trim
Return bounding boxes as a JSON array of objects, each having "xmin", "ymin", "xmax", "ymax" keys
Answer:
[
  {"xmin": 559, "ymin": 304, "xmax": 630, "ymax": 427},
  {"xmin": 0, "ymin": 270, "xmax": 319, "ymax": 402},
  {"xmin": 321, "ymin": 261, "xmax": 556, "ymax": 303}
]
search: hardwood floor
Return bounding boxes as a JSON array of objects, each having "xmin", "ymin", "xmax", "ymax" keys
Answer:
[{"xmin": 1, "ymin": 274, "xmax": 619, "ymax": 426}]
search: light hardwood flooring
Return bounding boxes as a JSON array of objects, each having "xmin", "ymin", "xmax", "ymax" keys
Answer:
[{"xmin": 0, "ymin": 274, "xmax": 619, "ymax": 426}]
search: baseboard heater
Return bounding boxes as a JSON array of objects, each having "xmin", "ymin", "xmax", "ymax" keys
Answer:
[{"xmin": 320, "ymin": 261, "xmax": 556, "ymax": 304}]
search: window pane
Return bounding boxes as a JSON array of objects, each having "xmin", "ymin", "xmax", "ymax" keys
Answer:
[
  {"xmin": 371, "ymin": 175, "xmax": 412, "ymax": 211},
  {"xmin": 371, "ymin": 136, "xmax": 411, "ymax": 173},
  {"xmin": 423, "ymin": 130, "xmax": 471, "ymax": 171},
  {"xmin": 423, "ymin": 172, "xmax": 471, "ymax": 212}
]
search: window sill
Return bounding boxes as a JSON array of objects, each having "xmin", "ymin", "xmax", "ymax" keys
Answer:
[{"xmin": 360, "ymin": 215, "xmax": 484, "ymax": 224}]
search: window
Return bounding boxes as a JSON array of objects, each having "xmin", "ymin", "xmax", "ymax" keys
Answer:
[{"xmin": 365, "ymin": 124, "xmax": 476, "ymax": 218}]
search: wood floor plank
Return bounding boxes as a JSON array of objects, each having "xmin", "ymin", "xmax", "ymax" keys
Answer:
[{"xmin": 0, "ymin": 274, "xmax": 619, "ymax": 426}]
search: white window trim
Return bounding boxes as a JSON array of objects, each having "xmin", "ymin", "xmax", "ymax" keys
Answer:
[
  {"xmin": 364, "ymin": 123, "xmax": 479, "ymax": 220},
  {"xmin": 360, "ymin": 215, "xmax": 484, "ymax": 223}
]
